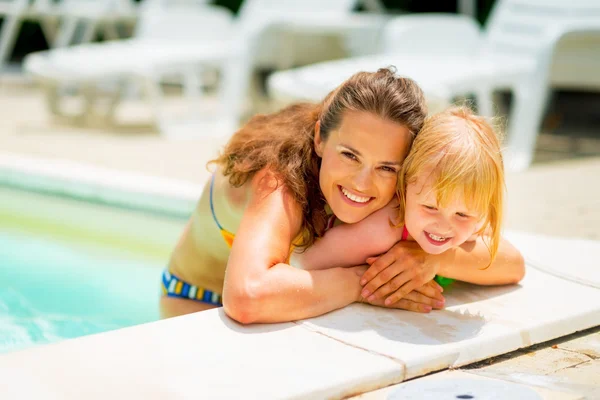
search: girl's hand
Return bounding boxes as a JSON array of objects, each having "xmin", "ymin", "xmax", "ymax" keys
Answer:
[
  {"xmin": 359, "ymin": 280, "xmax": 446, "ymax": 313},
  {"xmin": 359, "ymin": 240, "xmax": 446, "ymax": 306}
]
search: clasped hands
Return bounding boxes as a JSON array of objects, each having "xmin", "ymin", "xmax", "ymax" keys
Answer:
[{"xmin": 356, "ymin": 240, "xmax": 446, "ymax": 313}]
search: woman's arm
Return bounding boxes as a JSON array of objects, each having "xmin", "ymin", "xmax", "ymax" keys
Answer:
[
  {"xmin": 292, "ymin": 201, "xmax": 403, "ymax": 270},
  {"xmin": 222, "ymin": 169, "xmax": 365, "ymax": 324}
]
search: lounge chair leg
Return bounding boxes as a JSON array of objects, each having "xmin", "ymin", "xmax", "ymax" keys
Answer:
[
  {"xmin": 79, "ymin": 83, "xmax": 98, "ymax": 124},
  {"xmin": 39, "ymin": 17, "xmax": 60, "ymax": 48},
  {"xmin": 142, "ymin": 76, "xmax": 166, "ymax": 128},
  {"xmin": 183, "ymin": 67, "xmax": 203, "ymax": 99},
  {"xmin": 504, "ymin": 83, "xmax": 550, "ymax": 171},
  {"xmin": 475, "ymin": 88, "xmax": 495, "ymax": 117},
  {"xmin": 54, "ymin": 17, "xmax": 79, "ymax": 48},
  {"xmin": 103, "ymin": 83, "xmax": 124, "ymax": 123},
  {"xmin": 219, "ymin": 52, "xmax": 253, "ymax": 125},
  {"xmin": 107, "ymin": 23, "xmax": 120, "ymax": 41},
  {"xmin": 45, "ymin": 83, "xmax": 63, "ymax": 117},
  {"xmin": 0, "ymin": 16, "xmax": 21, "ymax": 66},
  {"xmin": 80, "ymin": 20, "xmax": 98, "ymax": 44},
  {"xmin": 44, "ymin": 82, "xmax": 87, "ymax": 122}
]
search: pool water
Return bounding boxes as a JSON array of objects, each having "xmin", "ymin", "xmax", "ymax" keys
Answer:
[{"xmin": 0, "ymin": 187, "xmax": 187, "ymax": 354}]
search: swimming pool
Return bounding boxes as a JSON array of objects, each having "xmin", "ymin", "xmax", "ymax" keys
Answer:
[{"xmin": 0, "ymin": 186, "xmax": 188, "ymax": 353}]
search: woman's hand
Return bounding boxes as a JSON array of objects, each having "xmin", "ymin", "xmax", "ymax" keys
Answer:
[
  {"xmin": 359, "ymin": 280, "xmax": 446, "ymax": 313},
  {"xmin": 359, "ymin": 240, "xmax": 446, "ymax": 306}
]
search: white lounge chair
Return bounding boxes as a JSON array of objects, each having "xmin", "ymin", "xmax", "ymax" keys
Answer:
[
  {"xmin": 23, "ymin": 1, "xmax": 234, "ymax": 130},
  {"xmin": 0, "ymin": 0, "xmax": 138, "ymax": 69},
  {"xmin": 268, "ymin": 0, "xmax": 600, "ymax": 171},
  {"xmin": 0, "ymin": 0, "xmax": 61, "ymax": 67},
  {"xmin": 31, "ymin": 0, "xmax": 140, "ymax": 49},
  {"xmin": 23, "ymin": 0, "xmax": 387, "ymax": 135},
  {"xmin": 0, "ymin": 0, "xmax": 25, "ymax": 66}
]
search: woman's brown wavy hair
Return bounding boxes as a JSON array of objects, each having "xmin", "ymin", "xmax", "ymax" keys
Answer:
[{"xmin": 210, "ymin": 67, "xmax": 427, "ymax": 249}]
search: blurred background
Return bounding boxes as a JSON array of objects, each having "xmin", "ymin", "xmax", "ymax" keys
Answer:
[{"xmin": 1, "ymin": 0, "xmax": 598, "ymax": 166}]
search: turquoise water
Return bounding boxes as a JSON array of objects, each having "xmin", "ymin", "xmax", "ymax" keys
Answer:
[{"xmin": 0, "ymin": 229, "xmax": 165, "ymax": 354}]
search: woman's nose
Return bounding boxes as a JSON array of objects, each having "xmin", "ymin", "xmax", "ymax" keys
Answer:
[{"xmin": 353, "ymin": 167, "xmax": 372, "ymax": 191}]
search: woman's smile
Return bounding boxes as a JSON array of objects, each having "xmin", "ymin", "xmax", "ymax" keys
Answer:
[{"xmin": 338, "ymin": 185, "xmax": 374, "ymax": 206}]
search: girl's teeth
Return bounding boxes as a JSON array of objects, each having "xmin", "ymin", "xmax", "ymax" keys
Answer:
[
  {"xmin": 428, "ymin": 233, "xmax": 446, "ymax": 242},
  {"xmin": 341, "ymin": 187, "xmax": 370, "ymax": 203}
]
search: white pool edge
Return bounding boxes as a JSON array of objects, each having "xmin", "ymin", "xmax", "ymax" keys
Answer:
[{"xmin": 0, "ymin": 152, "xmax": 201, "ymax": 217}]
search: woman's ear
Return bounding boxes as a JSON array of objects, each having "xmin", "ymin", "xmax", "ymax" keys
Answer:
[{"xmin": 314, "ymin": 121, "xmax": 324, "ymax": 157}]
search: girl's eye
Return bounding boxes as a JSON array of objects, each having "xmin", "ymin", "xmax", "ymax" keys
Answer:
[
  {"xmin": 342, "ymin": 151, "xmax": 358, "ymax": 161},
  {"xmin": 379, "ymin": 166, "xmax": 397, "ymax": 173},
  {"xmin": 456, "ymin": 212, "xmax": 470, "ymax": 218},
  {"xmin": 423, "ymin": 205, "xmax": 437, "ymax": 210}
]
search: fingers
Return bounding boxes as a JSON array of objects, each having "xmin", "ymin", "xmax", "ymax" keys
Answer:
[
  {"xmin": 382, "ymin": 278, "xmax": 423, "ymax": 306},
  {"xmin": 360, "ymin": 253, "xmax": 395, "ymax": 286},
  {"xmin": 368, "ymin": 270, "xmax": 415, "ymax": 304},
  {"xmin": 366, "ymin": 256, "xmax": 379, "ymax": 265},
  {"xmin": 431, "ymin": 280, "xmax": 444, "ymax": 293},
  {"xmin": 391, "ymin": 299, "xmax": 432, "ymax": 313},
  {"xmin": 414, "ymin": 281, "xmax": 445, "ymax": 302},
  {"xmin": 360, "ymin": 261, "xmax": 407, "ymax": 301},
  {"xmin": 403, "ymin": 290, "xmax": 445, "ymax": 310},
  {"xmin": 361, "ymin": 283, "xmax": 445, "ymax": 313}
]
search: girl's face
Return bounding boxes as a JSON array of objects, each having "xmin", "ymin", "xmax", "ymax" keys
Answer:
[
  {"xmin": 315, "ymin": 110, "xmax": 412, "ymax": 224},
  {"xmin": 404, "ymin": 168, "xmax": 486, "ymax": 254}
]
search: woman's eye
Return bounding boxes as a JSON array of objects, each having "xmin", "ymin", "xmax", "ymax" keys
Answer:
[
  {"xmin": 342, "ymin": 151, "xmax": 358, "ymax": 161},
  {"xmin": 379, "ymin": 166, "xmax": 397, "ymax": 173}
]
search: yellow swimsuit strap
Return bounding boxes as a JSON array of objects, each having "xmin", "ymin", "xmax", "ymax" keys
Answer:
[
  {"xmin": 210, "ymin": 173, "xmax": 236, "ymax": 249},
  {"xmin": 210, "ymin": 173, "xmax": 296, "ymax": 262}
]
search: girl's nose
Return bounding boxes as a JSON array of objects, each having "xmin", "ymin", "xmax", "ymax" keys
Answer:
[{"xmin": 434, "ymin": 216, "xmax": 453, "ymax": 235}]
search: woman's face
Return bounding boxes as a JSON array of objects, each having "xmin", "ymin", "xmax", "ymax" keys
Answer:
[{"xmin": 315, "ymin": 110, "xmax": 412, "ymax": 224}]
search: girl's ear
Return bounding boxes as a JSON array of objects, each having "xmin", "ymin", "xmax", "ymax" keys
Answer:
[
  {"xmin": 314, "ymin": 121, "xmax": 324, "ymax": 157},
  {"xmin": 475, "ymin": 220, "xmax": 492, "ymax": 237}
]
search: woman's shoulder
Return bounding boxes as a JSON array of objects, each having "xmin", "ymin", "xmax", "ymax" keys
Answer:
[{"xmin": 249, "ymin": 168, "xmax": 298, "ymax": 200}]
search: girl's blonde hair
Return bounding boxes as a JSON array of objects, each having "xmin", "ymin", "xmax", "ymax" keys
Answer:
[{"xmin": 396, "ymin": 106, "xmax": 505, "ymax": 266}]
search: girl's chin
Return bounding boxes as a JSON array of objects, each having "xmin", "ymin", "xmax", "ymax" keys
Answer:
[{"xmin": 417, "ymin": 240, "xmax": 449, "ymax": 255}]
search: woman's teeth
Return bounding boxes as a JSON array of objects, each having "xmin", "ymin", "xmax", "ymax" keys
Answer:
[
  {"xmin": 341, "ymin": 187, "xmax": 370, "ymax": 203},
  {"xmin": 428, "ymin": 232, "xmax": 447, "ymax": 242}
]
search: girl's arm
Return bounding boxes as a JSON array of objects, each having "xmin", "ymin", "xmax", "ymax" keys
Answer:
[
  {"xmin": 222, "ymin": 169, "xmax": 365, "ymax": 324},
  {"xmin": 291, "ymin": 201, "xmax": 404, "ymax": 270},
  {"xmin": 360, "ymin": 235, "xmax": 525, "ymax": 306},
  {"xmin": 437, "ymin": 235, "xmax": 525, "ymax": 285}
]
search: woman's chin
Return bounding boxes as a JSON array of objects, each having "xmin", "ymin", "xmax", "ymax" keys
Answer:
[{"xmin": 333, "ymin": 213, "xmax": 364, "ymax": 224}]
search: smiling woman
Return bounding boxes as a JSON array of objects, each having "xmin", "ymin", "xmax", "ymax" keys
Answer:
[{"xmin": 160, "ymin": 67, "xmax": 429, "ymax": 323}]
